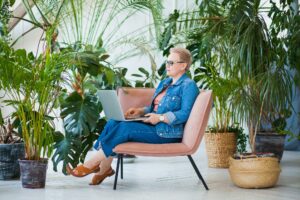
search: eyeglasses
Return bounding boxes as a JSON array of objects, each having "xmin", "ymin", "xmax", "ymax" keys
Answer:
[{"xmin": 165, "ymin": 60, "xmax": 185, "ymax": 66}]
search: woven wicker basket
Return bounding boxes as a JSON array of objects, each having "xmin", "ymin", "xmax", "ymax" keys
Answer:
[
  {"xmin": 204, "ymin": 132, "xmax": 236, "ymax": 168},
  {"xmin": 228, "ymin": 157, "xmax": 281, "ymax": 189}
]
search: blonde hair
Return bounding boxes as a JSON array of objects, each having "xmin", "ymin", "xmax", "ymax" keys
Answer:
[{"xmin": 170, "ymin": 47, "xmax": 192, "ymax": 71}]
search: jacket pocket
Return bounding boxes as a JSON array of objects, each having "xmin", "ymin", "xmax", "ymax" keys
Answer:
[{"xmin": 166, "ymin": 95, "xmax": 181, "ymax": 110}]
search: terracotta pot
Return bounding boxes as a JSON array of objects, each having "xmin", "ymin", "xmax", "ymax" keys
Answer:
[
  {"xmin": 19, "ymin": 159, "xmax": 48, "ymax": 188},
  {"xmin": 0, "ymin": 143, "xmax": 25, "ymax": 180},
  {"xmin": 255, "ymin": 132, "xmax": 286, "ymax": 161}
]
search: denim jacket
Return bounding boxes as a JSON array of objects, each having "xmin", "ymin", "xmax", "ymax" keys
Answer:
[{"xmin": 144, "ymin": 73, "xmax": 199, "ymax": 138}]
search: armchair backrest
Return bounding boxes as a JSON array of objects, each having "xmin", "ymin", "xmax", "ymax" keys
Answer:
[
  {"xmin": 117, "ymin": 87, "xmax": 155, "ymax": 113},
  {"xmin": 182, "ymin": 90, "xmax": 213, "ymax": 154}
]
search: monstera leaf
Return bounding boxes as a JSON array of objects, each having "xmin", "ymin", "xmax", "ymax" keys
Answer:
[
  {"xmin": 66, "ymin": 48, "xmax": 109, "ymax": 78},
  {"xmin": 54, "ymin": 91, "xmax": 105, "ymax": 173},
  {"xmin": 52, "ymin": 132, "xmax": 82, "ymax": 174},
  {"xmin": 76, "ymin": 51, "xmax": 106, "ymax": 77},
  {"xmin": 60, "ymin": 91, "xmax": 101, "ymax": 137},
  {"xmin": 52, "ymin": 117, "xmax": 107, "ymax": 174}
]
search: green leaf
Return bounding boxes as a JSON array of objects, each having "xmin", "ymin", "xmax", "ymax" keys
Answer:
[
  {"xmin": 100, "ymin": 54, "xmax": 109, "ymax": 60},
  {"xmin": 51, "ymin": 132, "xmax": 82, "ymax": 174},
  {"xmin": 28, "ymin": 52, "xmax": 35, "ymax": 60},
  {"xmin": 135, "ymin": 80, "xmax": 144, "ymax": 87},
  {"xmin": 53, "ymin": 131, "xmax": 64, "ymax": 143},
  {"xmin": 138, "ymin": 67, "xmax": 149, "ymax": 77},
  {"xmin": 104, "ymin": 69, "xmax": 116, "ymax": 84},
  {"xmin": 60, "ymin": 92, "xmax": 101, "ymax": 137},
  {"xmin": 132, "ymin": 73, "xmax": 143, "ymax": 77},
  {"xmin": 73, "ymin": 51, "xmax": 106, "ymax": 77},
  {"xmin": 52, "ymin": 118, "xmax": 107, "ymax": 174},
  {"xmin": 95, "ymin": 36, "xmax": 103, "ymax": 49},
  {"xmin": 79, "ymin": 132, "xmax": 99, "ymax": 163},
  {"xmin": 121, "ymin": 68, "xmax": 128, "ymax": 76},
  {"xmin": 0, "ymin": 109, "xmax": 4, "ymax": 125},
  {"xmin": 9, "ymin": 0, "xmax": 15, "ymax": 6}
]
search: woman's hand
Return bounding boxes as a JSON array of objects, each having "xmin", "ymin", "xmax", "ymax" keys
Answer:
[
  {"xmin": 124, "ymin": 107, "xmax": 144, "ymax": 119},
  {"xmin": 143, "ymin": 113, "xmax": 161, "ymax": 125}
]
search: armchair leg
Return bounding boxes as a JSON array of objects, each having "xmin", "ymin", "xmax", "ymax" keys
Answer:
[
  {"xmin": 121, "ymin": 154, "xmax": 123, "ymax": 179},
  {"xmin": 187, "ymin": 155, "xmax": 209, "ymax": 190},
  {"xmin": 113, "ymin": 154, "xmax": 122, "ymax": 190}
]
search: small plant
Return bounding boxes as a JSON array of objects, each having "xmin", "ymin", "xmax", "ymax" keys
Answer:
[
  {"xmin": 208, "ymin": 124, "xmax": 248, "ymax": 153},
  {"xmin": 131, "ymin": 67, "xmax": 159, "ymax": 88},
  {"xmin": 270, "ymin": 109, "xmax": 292, "ymax": 135},
  {"xmin": 0, "ymin": 109, "xmax": 22, "ymax": 144},
  {"xmin": 228, "ymin": 125, "xmax": 247, "ymax": 154}
]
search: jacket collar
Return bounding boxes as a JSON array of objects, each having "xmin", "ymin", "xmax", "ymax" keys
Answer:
[{"xmin": 163, "ymin": 73, "xmax": 188, "ymax": 87}]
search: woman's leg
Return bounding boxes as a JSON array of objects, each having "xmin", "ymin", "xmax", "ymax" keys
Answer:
[
  {"xmin": 89, "ymin": 154, "xmax": 115, "ymax": 185},
  {"xmin": 71, "ymin": 120, "xmax": 120, "ymax": 175},
  {"xmin": 89, "ymin": 121, "xmax": 180, "ymax": 185},
  {"xmin": 99, "ymin": 121, "xmax": 180, "ymax": 157},
  {"xmin": 93, "ymin": 119, "xmax": 120, "ymax": 150},
  {"xmin": 83, "ymin": 149, "xmax": 113, "ymax": 170},
  {"xmin": 72, "ymin": 121, "xmax": 180, "ymax": 178}
]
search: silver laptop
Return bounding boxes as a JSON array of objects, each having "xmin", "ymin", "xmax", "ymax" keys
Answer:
[{"xmin": 97, "ymin": 90, "xmax": 149, "ymax": 121}]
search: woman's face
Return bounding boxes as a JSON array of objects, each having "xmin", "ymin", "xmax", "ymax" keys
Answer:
[{"xmin": 166, "ymin": 53, "xmax": 187, "ymax": 78}]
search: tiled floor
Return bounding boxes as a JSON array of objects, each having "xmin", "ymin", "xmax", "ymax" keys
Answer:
[{"xmin": 0, "ymin": 144, "xmax": 299, "ymax": 200}]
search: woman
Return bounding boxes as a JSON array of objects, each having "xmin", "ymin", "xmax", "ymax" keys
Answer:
[{"xmin": 67, "ymin": 47, "xmax": 199, "ymax": 185}]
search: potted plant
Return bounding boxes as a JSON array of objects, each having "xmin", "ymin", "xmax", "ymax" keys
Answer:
[
  {"xmin": 231, "ymin": 0, "xmax": 297, "ymax": 161},
  {"xmin": 216, "ymin": 0, "xmax": 296, "ymax": 188},
  {"xmin": 196, "ymin": 64, "xmax": 247, "ymax": 168},
  {"xmin": 157, "ymin": 3, "xmax": 248, "ymax": 168},
  {"xmin": 0, "ymin": 109, "xmax": 24, "ymax": 180},
  {"xmin": 0, "ymin": 33, "xmax": 65, "ymax": 188},
  {"xmin": 254, "ymin": 108, "xmax": 293, "ymax": 161}
]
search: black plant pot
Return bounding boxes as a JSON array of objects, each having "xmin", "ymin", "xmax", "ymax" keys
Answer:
[
  {"xmin": 0, "ymin": 143, "xmax": 25, "ymax": 180},
  {"xmin": 255, "ymin": 132, "xmax": 286, "ymax": 161},
  {"xmin": 19, "ymin": 159, "xmax": 48, "ymax": 188}
]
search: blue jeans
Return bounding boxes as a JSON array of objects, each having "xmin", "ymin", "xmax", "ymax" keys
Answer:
[{"xmin": 94, "ymin": 120, "xmax": 181, "ymax": 157}]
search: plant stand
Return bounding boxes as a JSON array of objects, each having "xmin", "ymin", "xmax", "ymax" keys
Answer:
[{"xmin": 205, "ymin": 132, "xmax": 236, "ymax": 168}]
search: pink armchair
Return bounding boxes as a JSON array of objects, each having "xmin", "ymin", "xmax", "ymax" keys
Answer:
[{"xmin": 114, "ymin": 87, "xmax": 213, "ymax": 190}]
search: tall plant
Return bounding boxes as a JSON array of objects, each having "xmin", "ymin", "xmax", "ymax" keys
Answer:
[
  {"xmin": 158, "ymin": 0, "xmax": 297, "ymax": 151},
  {"xmin": 0, "ymin": 32, "xmax": 65, "ymax": 159},
  {"xmin": 51, "ymin": 42, "xmax": 133, "ymax": 173}
]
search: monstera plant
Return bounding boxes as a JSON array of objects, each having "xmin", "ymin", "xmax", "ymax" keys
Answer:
[{"xmin": 51, "ymin": 42, "xmax": 132, "ymax": 174}]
